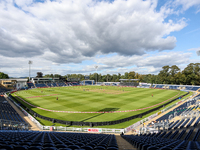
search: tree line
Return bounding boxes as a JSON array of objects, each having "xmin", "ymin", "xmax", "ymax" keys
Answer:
[
  {"xmin": 42, "ymin": 63, "xmax": 200, "ymax": 85},
  {"xmin": 1, "ymin": 63, "xmax": 200, "ymax": 85}
]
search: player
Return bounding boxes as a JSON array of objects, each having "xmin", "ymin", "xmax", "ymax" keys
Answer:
[
  {"xmin": 56, "ymin": 97, "xmax": 58, "ymax": 100},
  {"xmin": 152, "ymin": 94, "xmax": 153, "ymax": 97}
]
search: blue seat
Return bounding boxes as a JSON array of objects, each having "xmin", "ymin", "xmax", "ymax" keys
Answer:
[
  {"xmin": 55, "ymin": 144, "xmax": 68, "ymax": 148},
  {"xmin": 28, "ymin": 146, "xmax": 43, "ymax": 150},
  {"xmin": 185, "ymin": 141, "xmax": 197, "ymax": 150},
  {"xmin": 0, "ymin": 145, "xmax": 14, "ymax": 150},
  {"xmin": 43, "ymin": 143, "xmax": 55, "ymax": 147},
  {"xmin": 94, "ymin": 146, "xmax": 106, "ymax": 150},
  {"xmin": 107, "ymin": 147, "xmax": 118, "ymax": 150},
  {"xmin": 81, "ymin": 145, "xmax": 93, "ymax": 150},
  {"xmin": 159, "ymin": 147, "xmax": 172, "ymax": 150},
  {"xmin": 68, "ymin": 145, "xmax": 80, "ymax": 150},
  {"xmin": 195, "ymin": 141, "xmax": 200, "ymax": 149},
  {"xmin": 141, "ymin": 144, "xmax": 151, "ymax": 150},
  {"xmin": 42, "ymin": 148, "xmax": 57, "ymax": 150},
  {"xmin": 147, "ymin": 146, "xmax": 159, "ymax": 150},
  {"xmin": 13, "ymin": 145, "xmax": 28, "ymax": 150}
]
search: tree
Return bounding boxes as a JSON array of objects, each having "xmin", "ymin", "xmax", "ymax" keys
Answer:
[
  {"xmin": 182, "ymin": 63, "xmax": 200, "ymax": 85},
  {"xmin": 106, "ymin": 74, "xmax": 111, "ymax": 82},
  {"xmin": 112, "ymin": 74, "xmax": 118, "ymax": 82},
  {"xmin": 158, "ymin": 65, "xmax": 170, "ymax": 84},
  {"xmin": 124, "ymin": 72, "xmax": 128, "ymax": 79},
  {"xmin": 0, "ymin": 72, "xmax": 9, "ymax": 79},
  {"xmin": 128, "ymin": 71, "xmax": 136, "ymax": 79},
  {"xmin": 118, "ymin": 73, "xmax": 121, "ymax": 79},
  {"xmin": 102, "ymin": 75, "xmax": 107, "ymax": 82},
  {"xmin": 98, "ymin": 74, "xmax": 102, "ymax": 82},
  {"xmin": 89, "ymin": 73, "xmax": 95, "ymax": 80},
  {"xmin": 54, "ymin": 74, "xmax": 62, "ymax": 78},
  {"xmin": 36, "ymin": 72, "xmax": 43, "ymax": 78},
  {"xmin": 170, "ymin": 65, "xmax": 180, "ymax": 76}
]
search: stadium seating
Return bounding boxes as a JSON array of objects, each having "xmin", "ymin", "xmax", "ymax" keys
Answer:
[
  {"xmin": 155, "ymin": 97, "xmax": 198, "ymax": 123},
  {"xmin": 27, "ymin": 82, "xmax": 35, "ymax": 88},
  {"xmin": 122, "ymin": 94, "xmax": 200, "ymax": 150},
  {"xmin": 151, "ymin": 84, "xmax": 200, "ymax": 91},
  {"xmin": 139, "ymin": 85, "xmax": 151, "ymax": 88},
  {"xmin": 0, "ymin": 96, "xmax": 25, "ymax": 123},
  {"xmin": 52, "ymin": 83, "xmax": 58, "ymax": 87},
  {"xmin": 72, "ymin": 82, "xmax": 80, "ymax": 86},
  {"xmin": 35, "ymin": 84, "xmax": 47, "ymax": 88},
  {"xmin": 57, "ymin": 82, "xmax": 67, "ymax": 86},
  {"xmin": 0, "ymin": 131, "xmax": 118, "ymax": 150},
  {"xmin": 27, "ymin": 82, "xmax": 77, "ymax": 89},
  {"xmin": 0, "ymin": 87, "xmax": 10, "ymax": 95},
  {"xmin": 122, "ymin": 128, "xmax": 200, "ymax": 150}
]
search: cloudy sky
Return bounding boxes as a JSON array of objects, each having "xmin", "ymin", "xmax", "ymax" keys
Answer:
[{"xmin": 0, "ymin": 0, "xmax": 200, "ymax": 77}]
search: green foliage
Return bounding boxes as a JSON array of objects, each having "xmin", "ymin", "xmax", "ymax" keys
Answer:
[
  {"xmin": 0, "ymin": 72, "xmax": 9, "ymax": 79},
  {"xmin": 139, "ymin": 63, "xmax": 200, "ymax": 85},
  {"xmin": 70, "ymin": 63, "xmax": 200, "ymax": 85}
]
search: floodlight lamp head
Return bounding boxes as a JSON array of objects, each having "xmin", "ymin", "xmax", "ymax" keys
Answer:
[
  {"xmin": 196, "ymin": 50, "xmax": 200, "ymax": 56},
  {"xmin": 94, "ymin": 65, "xmax": 98, "ymax": 69},
  {"xmin": 28, "ymin": 60, "xmax": 33, "ymax": 64}
]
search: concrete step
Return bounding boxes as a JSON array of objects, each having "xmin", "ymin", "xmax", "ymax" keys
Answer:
[{"xmin": 115, "ymin": 135, "xmax": 136, "ymax": 150}]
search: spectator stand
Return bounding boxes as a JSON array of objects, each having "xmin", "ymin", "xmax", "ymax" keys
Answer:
[
  {"xmin": 151, "ymin": 84, "xmax": 200, "ymax": 92},
  {"xmin": 130, "ymin": 92, "xmax": 200, "ymax": 135},
  {"xmin": 0, "ymin": 131, "xmax": 119, "ymax": 150},
  {"xmin": 122, "ymin": 94, "xmax": 200, "ymax": 150},
  {"xmin": 0, "ymin": 96, "xmax": 29, "ymax": 130}
]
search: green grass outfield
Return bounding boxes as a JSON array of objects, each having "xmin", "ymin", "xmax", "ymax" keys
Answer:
[{"xmin": 12, "ymin": 86, "xmax": 187, "ymax": 124}]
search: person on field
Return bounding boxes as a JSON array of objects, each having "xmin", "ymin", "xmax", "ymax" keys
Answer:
[
  {"xmin": 56, "ymin": 97, "xmax": 58, "ymax": 100},
  {"xmin": 152, "ymin": 94, "xmax": 153, "ymax": 97}
]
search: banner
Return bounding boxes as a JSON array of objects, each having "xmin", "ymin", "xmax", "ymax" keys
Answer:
[
  {"xmin": 125, "ymin": 121, "xmax": 140, "ymax": 133},
  {"xmin": 88, "ymin": 128, "xmax": 102, "ymax": 133}
]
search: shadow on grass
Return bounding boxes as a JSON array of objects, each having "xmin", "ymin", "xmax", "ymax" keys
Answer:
[{"xmin": 81, "ymin": 108, "xmax": 119, "ymax": 122}]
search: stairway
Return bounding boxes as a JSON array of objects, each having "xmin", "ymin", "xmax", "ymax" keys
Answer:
[{"xmin": 115, "ymin": 135, "xmax": 136, "ymax": 150}]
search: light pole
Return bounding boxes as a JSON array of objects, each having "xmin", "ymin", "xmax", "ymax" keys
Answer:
[
  {"xmin": 94, "ymin": 65, "xmax": 98, "ymax": 85},
  {"xmin": 196, "ymin": 50, "xmax": 200, "ymax": 56},
  {"xmin": 28, "ymin": 60, "xmax": 32, "ymax": 82}
]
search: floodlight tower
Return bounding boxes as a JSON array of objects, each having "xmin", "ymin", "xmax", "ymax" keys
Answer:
[
  {"xmin": 196, "ymin": 50, "xmax": 200, "ymax": 56},
  {"xmin": 94, "ymin": 65, "xmax": 98, "ymax": 85},
  {"xmin": 28, "ymin": 60, "xmax": 32, "ymax": 82}
]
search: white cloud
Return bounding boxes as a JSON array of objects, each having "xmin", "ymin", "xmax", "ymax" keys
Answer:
[
  {"xmin": 0, "ymin": 0, "xmax": 199, "ymax": 77},
  {"xmin": 95, "ymin": 51, "xmax": 191, "ymax": 67},
  {"xmin": 188, "ymin": 47, "xmax": 200, "ymax": 51},
  {"xmin": 93, "ymin": 51, "xmax": 192, "ymax": 74},
  {"xmin": 0, "ymin": 50, "xmax": 194, "ymax": 77},
  {"xmin": 174, "ymin": 0, "xmax": 200, "ymax": 12},
  {"xmin": 14, "ymin": 0, "xmax": 33, "ymax": 8},
  {"xmin": 0, "ymin": 0, "xmax": 187, "ymax": 62}
]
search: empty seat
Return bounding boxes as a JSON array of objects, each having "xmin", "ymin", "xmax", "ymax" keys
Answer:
[
  {"xmin": 81, "ymin": 145, "xmax": 93, "ymax": 150},
  {"xmin": 68, "ymin": 145, "xmax": 80, "ymax": 150},
  {"xmin": 28, "ymin": 146, "xmax": 43, "ymax": 150}
]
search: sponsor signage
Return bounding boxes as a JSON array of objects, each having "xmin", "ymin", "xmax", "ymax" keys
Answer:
[{"xmin": 88, "ymin": 128, "xmax": 102, "ymax": 132}]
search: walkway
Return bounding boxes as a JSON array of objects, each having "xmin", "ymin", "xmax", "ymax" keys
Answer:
[{"xmin": 115, "ymin": 135, "xmax": 136, "ymax": 150}]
